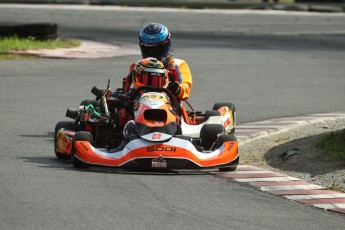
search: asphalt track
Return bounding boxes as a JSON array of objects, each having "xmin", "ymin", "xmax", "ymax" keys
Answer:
[{"xmin": 1, "ymin": 4, "xmax": 345, "ymax": 230}]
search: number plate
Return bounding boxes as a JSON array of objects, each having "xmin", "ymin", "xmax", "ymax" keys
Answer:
[{"xmin": 152, "ymin": 158, "xmax": 167, "ymax": 169}]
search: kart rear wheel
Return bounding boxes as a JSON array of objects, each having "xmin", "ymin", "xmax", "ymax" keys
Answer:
[
  {"xmin": 71, "ymin": 131, "xmax": 93, "ymax": 169},
  {"xmin": 200, "ymin": 124, "xmax": 225, "ymax": 150},
  {"xmin": 217, "ymin": 134, "xmax": 238, "ymax": 172},
  {"xmin": 212, "ymin": 102, "xmax": 236, "ymax": 134},
  {"xmin": 204, "ymin": 110, "xmax": 221, "ymax": 121},
  {"xmin": 54, "ymin": 121, "xmax": 78, "ymax": 159}
]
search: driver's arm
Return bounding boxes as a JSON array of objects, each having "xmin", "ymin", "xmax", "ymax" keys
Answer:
[{"xmin": 169, "ymin": 61, "xmax": 192, "ymax": 101}]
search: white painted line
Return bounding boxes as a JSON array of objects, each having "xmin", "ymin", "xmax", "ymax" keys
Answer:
[
  {"xmin": 260, "ymin": 184, "xmax": 324, "ymax": 191},
  {"xmin": 235, "ymin": 129, "xmax": 269, "ymax": 133},
  {"xmin": 313, "ymin": 204, "xmax": 345, "ymax": 209},
  {"xmin": 237, "ymin": 125, "xmax": 281, "ymax": 129},
  {"xmin": 310, "ymin": 113, "xmax": 345, "ymax": 116},
  {"xmin": 2, "ymin": 4, "xmax": 345, "ymax": 18},
  {"xmin": 285, "ymin": 194, "xmax": 345, "ymax": 200},
  {"xmin": 224, "ymin": 171, "xmax": 273, "ymax": 174},
  {"xmin": 236, "ymin": 177, "xmax": 301, "ymax": 182},
  {"xmin": 236, "ymin": 165, "xmax": 259, "ymax": 169}
]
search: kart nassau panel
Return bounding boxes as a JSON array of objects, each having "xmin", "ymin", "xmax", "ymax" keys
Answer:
[
  {"xmin": 140, "ymin": 131, "xmax": 173, "ymax": 142},
  {"xmin": 134, "ymin": 104, "xmax": 177, "ymax": 127},
  {"xmin": 134, "ymin": 92, "xmax": 176, "ymax": 127},
  {"xmin": 134, "ymin": 92, "xmax": 178, "ymax": 140},
  {"xmin": 56, "ymin": 129, "xmax": 75, "ymax": 155},
  {"xmin": 74, "ymin": 137, "xmax": 238, "ymax": 169},
  {"xmin": 181, "ymin": 116, "xmax": 223, "ymax": 137},
  {"xmin": 136, "ymin": 123, "xmax": 177, "ymax": 141}
]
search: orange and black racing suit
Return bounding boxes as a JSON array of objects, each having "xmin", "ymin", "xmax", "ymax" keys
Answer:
[
  {"xmin": 119, "ymin": 56, "xmax": 193, "ymax": 129},
  {"xmin": 164, "ymin": 56, "xmax": 193, "ymax": 101}
]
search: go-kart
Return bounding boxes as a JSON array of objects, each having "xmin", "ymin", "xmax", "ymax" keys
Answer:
[{"xmin": 54, "ymin": 80, "xmax": 238, "ymax": 171}]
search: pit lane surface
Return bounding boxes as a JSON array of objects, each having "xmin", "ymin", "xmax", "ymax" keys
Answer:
[{"xmin": 1, "ymin": 5, "xmax": 345, "ymax": 230}]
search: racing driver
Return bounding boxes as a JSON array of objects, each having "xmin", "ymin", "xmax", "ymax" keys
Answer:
[{"xmin": 125, "ymin": 23, "xmax": 193, "ymax": 101}]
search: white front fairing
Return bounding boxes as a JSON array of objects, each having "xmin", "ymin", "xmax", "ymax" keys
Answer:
[
  {"xmin": 181, "ymin": 116, "xmax": 223, "ymax": 137},
  {"xmin": 92, "ymin": 137, "xmax": 226, "ymax": 166}
]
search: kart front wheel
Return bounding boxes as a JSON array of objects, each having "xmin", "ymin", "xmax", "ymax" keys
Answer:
[
  {"xmin": 54, "ymin": 121, "xmax": 78, "ymax": 159},
  {"xmin": 204, "ymin": 110, "xmax": 221, "ymax": 121},
  {"xmin": 217, "ymin": 134, "xmax": 238, "ymax": 172},
  {"xmin": 200, "ymin": 124, "xmax": 225, "ymax": 150},
  {"xmin": 71, "ymin": 131, "xmax": 93, "ymax": 169}
]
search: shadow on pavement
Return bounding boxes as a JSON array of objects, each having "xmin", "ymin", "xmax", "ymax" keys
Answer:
[
  {"xmin": 19, "ymin": 156, "xmax": 75, "ymax": 171},
  {"xmin": 19, "ymin": 132, "xmax": 54, "ymax": 143},
  {"xmin": 18, "ymin": 131, "xmax": 220, "ymax": 176},
  {"xmin": 19, "ymin": 156, "xmax": 217, "ymax": 176},
  {"xmin": 263, "ymin": 132, "xmax": 345, "ymax": 177}
]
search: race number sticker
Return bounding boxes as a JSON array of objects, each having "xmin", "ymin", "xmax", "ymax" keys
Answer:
[{"xmin": 152, "ymin": 156, "xmax": 167, "ymax": 169}]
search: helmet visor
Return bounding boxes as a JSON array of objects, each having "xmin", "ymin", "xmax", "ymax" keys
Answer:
[
  {"xmin": 137, "ymin": 72, "xmax": 166, "ymax": 88},
  {"xmin": 140, "ymin": 40, "xmax": 170, "ymax": 60}
]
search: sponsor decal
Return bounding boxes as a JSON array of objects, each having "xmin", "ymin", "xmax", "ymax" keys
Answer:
[
  {"xmin": 226, "ymin": 142, "xmax": 234, "ymax": 151},
  {"xmin": 152, "ymin": 133, "xmax": 161, "ymax": 139},
  {"xmin": 152, "ymin": 155, "xmax": 167, "ymax": 168},
  {"xmin": 141, "ymin": 92, "xmax": 168, "ymax": 102},
  {"xmin": 80, "ymin": 142, "xmax": 89, "ymax": 151},
  {"xmin": 139, "ymin": 92, "xmax": 168, "ymax": 108}
]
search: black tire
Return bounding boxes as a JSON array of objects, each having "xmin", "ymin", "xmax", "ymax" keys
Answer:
[
  {"xmin": 0, "ymin": 25, "xmax": 14, "ymax": 37},
  {"xmin": 219, "ymin": 166, "xmax": 237, "ymax": 172},
  {"xmin": 212, "ymin": 102, "xmax": 236, "ymax": 134},
  {"xmin": 14, "ymin": 23, "xmax": 58, "ymax": 40},
  {"xmin": 174, "ymin": 135, "xmax": 192, "ymax": 142},
  {"xmin": 200, "ymin": 124, "xmax": 225, "ymax": 150},
  {"xmin": 175, "ymin": 124, "xmax": 183, "ymax": 135},
  {"xmin": 71, "ymin": 131, "xmax": 93, "ymax": 168},
  {"xmin": 204, "ymin": 110, "xmax": 221, "ymax": 121},
  {"xmin": 54, "ymin": 121, "xmax": 78, "ymax": 159},
  {"xmin": 216, "ymin": 134, "xmax": 237, "ymax": 148},
  {"xmin": 219, "ymin": 165, "xmax": 238, "ymax": 172},
  {"xmin": 217, "ymin": 134, "xmax": 238, "ymax": 172}
]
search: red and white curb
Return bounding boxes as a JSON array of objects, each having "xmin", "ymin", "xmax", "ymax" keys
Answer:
[
  {"xmin": 235, "ymin": 112, "xmax": 345, "ymax": 145},
  {"xmin": 219, "ymin": 164, "xmax": 345, "ymax": 214},
  {"xmin": 226, "ymin": 112, "xmax": 345, "ymax": 215},
  {"xmin": 11, "ymin": 40, "xmax": 140, "ymax": 59}
]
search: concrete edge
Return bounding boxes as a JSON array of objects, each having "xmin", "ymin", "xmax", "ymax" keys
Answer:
[
  {"xmin": 0, "ymin": 1, "xmax": 343, "ymax": 13},
  {"xmin": 9, "ymin": 39, "xmax": 140, "ymax": 59},
  {"xmin": 236, "ymin": 112, "xmax": 345, "ymax": 146}
]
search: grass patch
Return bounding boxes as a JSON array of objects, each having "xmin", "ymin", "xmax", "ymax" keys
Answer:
[
  {"xmin": 324, "ymin": 182, "xmax": 345, "ymax": 193},
  {"xmin": 316, "ymin": 129, "xmax": 345, "ymax": 161},
  {"xmin": 0, "ymin": 36, "xmax": 80, "ymax": 53},
  {"xmin": 0, "ymin": 53, "xmax": 38, "ymax": 60},
  {"xmin": 272, "ymin": 136, "xmax": 291, "ymax": 143}
]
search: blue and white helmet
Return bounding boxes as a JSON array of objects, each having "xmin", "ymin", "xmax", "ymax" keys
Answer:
[{"xmin": 139, "ymin": 23, "xmax": 172, "ymax": 62}]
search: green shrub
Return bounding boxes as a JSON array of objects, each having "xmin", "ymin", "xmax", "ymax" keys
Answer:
[
  {"xmin": 316, "ymin": 129, "xmax": 345, "ymax": 161},
  {"xmin": 0, "ymin": 36, "xmax": 80, "ymax": 53}
]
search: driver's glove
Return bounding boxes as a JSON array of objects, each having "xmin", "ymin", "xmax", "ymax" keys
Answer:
[
  {"xmin": 168, "ymin": 68, "xmax": 178, "ymax": 81},
  {"xmin": 167, "ymin": 81, "xmax": 181, "ymax": 96}
]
